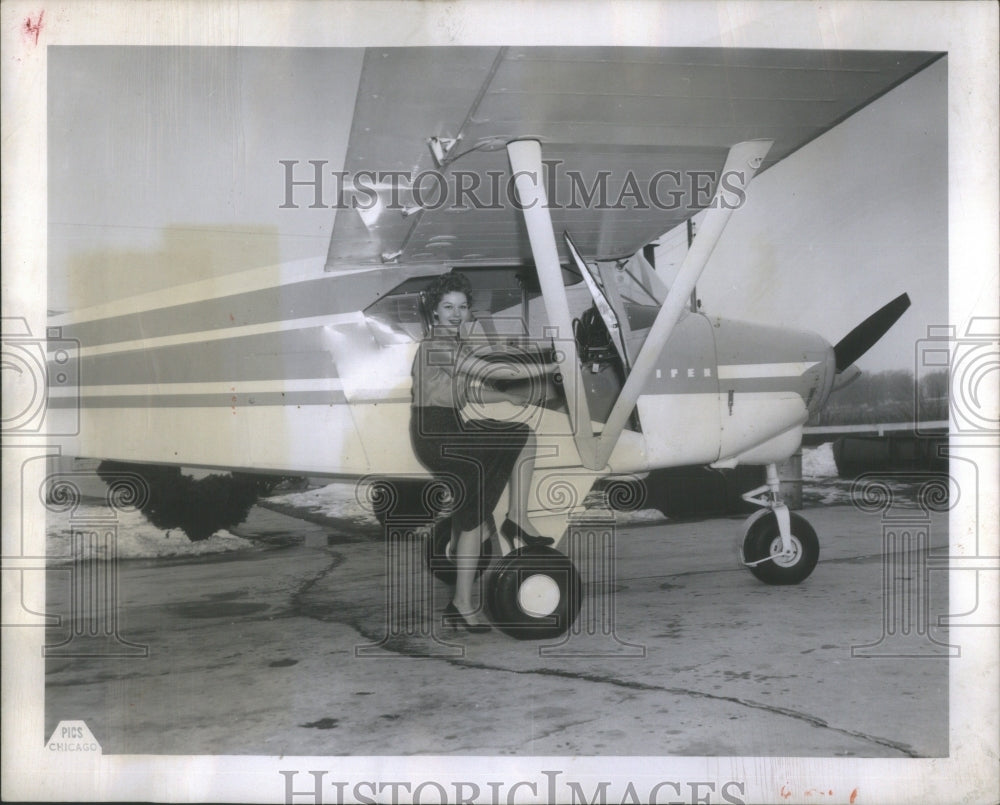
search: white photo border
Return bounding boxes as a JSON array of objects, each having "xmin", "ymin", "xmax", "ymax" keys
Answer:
[{"xmin": 2, "ymin": 1, "xmax": 997, "ymax": 803}]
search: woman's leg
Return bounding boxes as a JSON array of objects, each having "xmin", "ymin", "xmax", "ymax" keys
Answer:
[
  {"xmin": 506, "ymin": 427, "xmax": 542, "ymax": 536},
  {"xmin": 452, "ymin": 524, "xmax": 489, "ymax": 624}
]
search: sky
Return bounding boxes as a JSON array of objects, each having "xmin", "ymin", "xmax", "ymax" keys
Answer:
[
  {"xmin": 48, "ymin": 47, "xmax": 362, "ymax": 304},
  {"xmin": 695, "ymin": 56, "xmax": 947, "ymax": 373},
  {"xmin": 48, "ymin": 47, "xmax": 947, "ymax": 373}
]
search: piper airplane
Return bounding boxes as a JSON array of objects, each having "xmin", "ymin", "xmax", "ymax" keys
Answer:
[{"xmin": 47, "ymin": 47, "xmax": 935, "ymax": 639}]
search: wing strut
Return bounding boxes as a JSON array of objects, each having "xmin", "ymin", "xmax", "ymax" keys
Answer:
[
  {"xmin": 506, "ymin": 138, "xmax": 773, "ymax": 471},
  {"xmin": 507, "ymin": 139, "xmax": 598, "ymax": 468},
  {"xmin": 593, "ymin": 139, "xmax": 773, "ymax": 467}
]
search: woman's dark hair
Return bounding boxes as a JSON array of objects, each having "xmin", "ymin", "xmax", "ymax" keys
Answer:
[{"xmin": 425, "ymin": 270, "xmax": 473, "ymax": 312}]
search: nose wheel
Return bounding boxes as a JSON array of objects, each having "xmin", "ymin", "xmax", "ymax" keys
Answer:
[
  {"xmin": 740, "ymin": 462, "xmax": 820, "ymax": 585},
  {"xmin": 741, "ymin": 510, "xmax": 819, "ymax": 584}
]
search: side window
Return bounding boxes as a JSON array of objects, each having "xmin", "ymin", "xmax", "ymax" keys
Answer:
[
  {"xmin": 362, "ymin": 270, "xmax": 543, "ymax": 346},
  {"xmin": 365, "ymin": 290, "xmax": 427, "ymax": 345}
]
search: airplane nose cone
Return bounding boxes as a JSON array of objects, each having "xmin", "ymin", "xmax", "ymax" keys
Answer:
[{"xmin": 808, "ymin": 343, "xmax": 838, "ymax": 416}]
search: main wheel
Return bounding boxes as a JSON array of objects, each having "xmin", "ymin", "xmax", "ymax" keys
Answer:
[
  {"xmin": 486, "ymin": 546, "xmax": 582, "ymax": 640},
  {"xmin": 742, "ymin": 511, "xmax": 819, "ymax": 585},
  {"xmin": 424, "ymin": 517, "xmax": 493, "ymax": 585}
]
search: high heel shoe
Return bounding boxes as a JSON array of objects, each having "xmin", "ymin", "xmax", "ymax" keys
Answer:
[
  {"xmin": 500, "ymin": 518, "xmax": 554, "ymax": 547},
  {"xmin": 443, "ymin": 602, "xmax": 491, "ymax": 633}
]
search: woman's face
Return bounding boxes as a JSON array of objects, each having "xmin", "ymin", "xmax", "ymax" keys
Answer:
[{"xmin": 433, "ymin": 291, "xmax": 470, "ymax": 329}]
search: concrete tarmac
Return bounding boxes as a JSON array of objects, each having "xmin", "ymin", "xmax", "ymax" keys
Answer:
[{"xmin": 44, "ymin": 501, "xmax": 950, "ymax": 758}]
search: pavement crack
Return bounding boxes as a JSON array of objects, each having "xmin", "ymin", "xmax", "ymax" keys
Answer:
[
  {"xmin": 524, "ymin": 716, "xmax": 599, "ymax": 746},
  {"xmin": 288, "ymin": 550, "xmax": 349, "ymax": 617},
  {"xmin": 288, "ymin": 537, "xmax": 928, "ymax": 759},
  {"xmin": 301, "ymin": 602, "xmax": 920, "ymax": 758},
  {"xmin": 445, "ymin": 660, "xmax": 918, "ymax": 758}
]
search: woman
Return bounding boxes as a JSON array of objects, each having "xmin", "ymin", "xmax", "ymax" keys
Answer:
[{"xmin": 410, "ymin": 271, "xmax": 553, "ymax": 632}]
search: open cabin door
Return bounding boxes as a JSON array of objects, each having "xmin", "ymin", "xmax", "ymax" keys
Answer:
[{"xmin": 564, "ymin": 228, "xmax": 728, "ymax": 467}]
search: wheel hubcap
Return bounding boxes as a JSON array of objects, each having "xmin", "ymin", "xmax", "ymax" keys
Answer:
[
  {"xmin": 769, "ymin": 535, "xmax": 802, "ymax": 567},
  {"xmin": 517, "ymin": 574, "xmax": 561, "ymax": 617}
]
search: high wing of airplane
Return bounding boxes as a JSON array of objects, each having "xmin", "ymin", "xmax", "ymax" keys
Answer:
[{"xmin": 47, "ymin": 47, "xmax": 934, "ymax": 639}]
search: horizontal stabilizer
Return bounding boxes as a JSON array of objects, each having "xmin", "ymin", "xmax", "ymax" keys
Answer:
[{"xmin": 834, "ymin": 293, "xmax": 911, "ymax": 372}]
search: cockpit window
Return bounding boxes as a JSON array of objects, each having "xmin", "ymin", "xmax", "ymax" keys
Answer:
[
  {"xmin": 363, "ymin": 283, "xmax": 426, "ymax": 344},
  {"xmin": 625, "ymin": 302, "xmax": 659, "ymax": 332},
  {"xmin": 363, "ymin": 270, "xmax": 544, "ymax": 345}
]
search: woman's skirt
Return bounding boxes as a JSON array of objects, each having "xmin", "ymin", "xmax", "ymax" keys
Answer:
[{"xmin": 410, "ymin": 406, "xmax": 530, "ymax": 532}]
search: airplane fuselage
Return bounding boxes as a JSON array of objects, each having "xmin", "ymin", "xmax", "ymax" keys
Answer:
[{"xmin": 49, "ymin": 263, "xmax": 836, "ymax": 500}]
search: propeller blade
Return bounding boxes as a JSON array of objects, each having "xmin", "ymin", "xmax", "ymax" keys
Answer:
[{"xmin": 833, "ymin": 293, "xmax": 911, "ymax": 372}]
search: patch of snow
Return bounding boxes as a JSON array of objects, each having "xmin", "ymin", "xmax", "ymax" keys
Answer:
[
  {"xmin": 617, "ymin": 508, "xmax": 668, "ymax": 523},
  {"xmin": 802, "ymin": 443, "xmax": 838, "ymax": 478},
  {"xmin": 46, "ymin": 503, "xmax": 253, "ymax": 562},
  {"xmin": 268, "ymin": 482, "xmax": 378, "ymax": 525},
  {"xmin": 270, "ymin": 482, "xmax": 669, "ymax": 526}
]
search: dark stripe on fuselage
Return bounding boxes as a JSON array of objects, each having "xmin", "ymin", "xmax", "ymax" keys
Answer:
[
  {"xmin": 59, "ymin": 270, "xmax": 396, "ymax": 347},
  {"xmin": 720, "ymin": 376, "xmax": 823, "ymax": 396},
  {"xmin": 348, "ymin": 396, "xmax": 411, "ymax": 405},
  {"xmin": 67, "ymin": 325, "xmax": 346, "ymax": 386}
]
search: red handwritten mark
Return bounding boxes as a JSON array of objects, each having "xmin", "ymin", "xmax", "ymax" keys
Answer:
[
  {"xmin": 23, "ymin": 10, "xmax": 44, "ymax": 46},
  {"xmin": 780, "ymin": 785, "xmax": 793, "ymax": 800},
  {"xmin": 850, "ymin": 789, "xmax": 859, "ymax": 804}
]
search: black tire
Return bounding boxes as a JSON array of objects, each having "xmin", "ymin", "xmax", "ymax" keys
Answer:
[
  {"xmin": 742, "ymin": 511, "xmax": 819, "ymax": 585},
  {"xmin": 485, "ymin": 546, "xmax": 582, "ymax": 640},
  {"xmin": 424, "ymin": 517, "xmax": 493, "ymax": 585}
]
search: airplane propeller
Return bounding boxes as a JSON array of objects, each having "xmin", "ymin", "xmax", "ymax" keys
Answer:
[{"xmin": 833, "ymin": 293, "xmax": 911, "ymax": 372}]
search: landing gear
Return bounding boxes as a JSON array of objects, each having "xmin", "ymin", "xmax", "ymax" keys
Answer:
[
  {"xmin": 425, "ymin": 515, "xmax": 581, "ymax": 639},
  {"xmin": 740, "ymin": 463, "xmax": 819, "ymax": 585},
  {"xmin": 742, "ymin": 510, "xmax": 819, "ymax": 585},
  {"xmin": 485, "ymin": 545, "xmax": 582, "ymax": 640}
]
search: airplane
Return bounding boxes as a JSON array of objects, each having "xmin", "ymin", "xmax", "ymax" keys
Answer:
[{"xmin": 46, "ymin": 46, "xmax": 936, "ymax": 640}]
